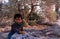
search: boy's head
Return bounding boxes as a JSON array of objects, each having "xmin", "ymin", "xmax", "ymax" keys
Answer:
[{"xmin": 14, "ymin": 14, "xmax": 22, "ymax": 24}]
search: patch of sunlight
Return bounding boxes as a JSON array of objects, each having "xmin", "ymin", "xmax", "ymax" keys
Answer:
[
  {"xmin": 51, "ymin": 4, "xmax": 55, "ymax": 11},
  {"xmin": 35, "ymin": 6, "xmax": 42, "ymax": 14},
  {"xmin": 59, "ymin": 8, "xmax": 60, "ymax": 11},
  {"xmin": 2, "ymin": 0, "xmax": 9, "ymax": 4}
]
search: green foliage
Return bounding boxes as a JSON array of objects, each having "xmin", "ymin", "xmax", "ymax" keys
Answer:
[
  {"xmin": 28, "ymin": 21, "xmax": 37, "ymax": 26},
  {"xmin": 28, "ymin": 13, "xmax": 40, "ymax": 20}
]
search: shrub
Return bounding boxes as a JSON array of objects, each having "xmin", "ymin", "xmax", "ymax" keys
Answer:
[{"xmin": 28, "ymin": 13, "xmax": 40, "ymax": 20}]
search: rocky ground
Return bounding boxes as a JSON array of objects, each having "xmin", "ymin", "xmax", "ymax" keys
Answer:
[{"xmin": 0, "ymin": 19, "xmax": 60, "ymax": 39}]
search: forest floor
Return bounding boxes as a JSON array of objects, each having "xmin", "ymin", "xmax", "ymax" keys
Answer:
[{"xmin": 0, "ymin": 19, "xmax": 60, "ymax": 39}]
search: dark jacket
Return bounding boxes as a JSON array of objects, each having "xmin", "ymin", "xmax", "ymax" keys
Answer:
[{"xmin": 11, "ymin": 21, "xmax": 24, "ymax": 33}]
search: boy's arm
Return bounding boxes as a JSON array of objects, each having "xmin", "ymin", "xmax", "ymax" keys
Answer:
[{"xmin": 19, "ymin": 27, "xmax": 25, "ymax": 34}]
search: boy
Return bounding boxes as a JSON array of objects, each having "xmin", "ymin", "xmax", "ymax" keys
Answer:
[{"xmin": 8, "ymin": 14, "xmax": 25, "ymax": 39}]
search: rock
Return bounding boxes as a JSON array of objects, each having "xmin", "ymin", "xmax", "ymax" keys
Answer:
[
  {"xmin": 1, "ymin": 32, "xmax": 8, "ymax": 38},
  {"xmin": 1, "ymin": 24, "xmax": 60, "ymax": 39}
]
